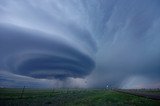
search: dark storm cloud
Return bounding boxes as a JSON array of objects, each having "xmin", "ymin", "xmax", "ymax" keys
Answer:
[
  {"xmin": 0, "ymin": 0, "xmax": 160, "ymax": 88},
  {"xmin": 0, "ymin": 24, "xmax": 95, "ymax": 79},
  {"xmin": 17, "ymin": 55, "xmax": 93, "ymax": 79}
]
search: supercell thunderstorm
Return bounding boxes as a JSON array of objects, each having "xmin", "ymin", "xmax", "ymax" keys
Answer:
[{"xmin": 0, "ymin": 0, "xmax": 160, "ymax": 88}]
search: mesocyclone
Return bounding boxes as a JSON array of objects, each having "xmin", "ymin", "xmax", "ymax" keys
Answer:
[{"xmin": 0, "ymin": 0, "xmax": 97, "ymax": 79}]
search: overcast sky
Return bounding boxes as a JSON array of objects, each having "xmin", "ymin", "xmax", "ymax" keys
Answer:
[{"xmin": 0, "ymin": 0, "xmax": 160, "ymax": 88}]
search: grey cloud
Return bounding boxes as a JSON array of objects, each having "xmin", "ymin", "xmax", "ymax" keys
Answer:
[
  {"xmin": 0, "ymin": 0, "xmax": 160, "ymax": 88},
  {"xmin": 0, "ymin": 24, "xmax": 95, "ymax": 79}
]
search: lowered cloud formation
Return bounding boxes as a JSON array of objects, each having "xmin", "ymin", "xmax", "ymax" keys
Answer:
[
  {"xmin": 0, "ymin": 0, "xmax": 160, "ymax": 88},
  {"xmin": 0, "ymin": 20, "xmax": 95, "ymax": 80}
]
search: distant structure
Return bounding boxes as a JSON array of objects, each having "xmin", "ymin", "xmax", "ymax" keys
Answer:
[{"xmin": 106, "ymin": 84, "xmax": 109, "ymax": 89}]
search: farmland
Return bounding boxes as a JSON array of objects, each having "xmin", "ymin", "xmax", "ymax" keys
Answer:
[{"xmin": 0, "ymin": 88, "xmax": 160, "ymax": 106}]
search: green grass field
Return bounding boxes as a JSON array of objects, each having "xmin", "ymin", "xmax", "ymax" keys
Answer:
[{"xmin": 0, "ymin": 88, "xmax": 160, "ymax": 106}]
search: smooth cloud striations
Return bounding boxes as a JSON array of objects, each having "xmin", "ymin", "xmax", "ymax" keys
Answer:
[
  {"xmin": 0, "ymin": 0, "xmax": 160, "ymax": 88},
  {"xmin": 0, "ymin": 19, "xmax": 95, "ymax": 79}
]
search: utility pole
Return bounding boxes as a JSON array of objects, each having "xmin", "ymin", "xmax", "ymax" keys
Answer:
[{"xmin": 20, "ymin": 86, "xmax": 25, "ymax": 99}]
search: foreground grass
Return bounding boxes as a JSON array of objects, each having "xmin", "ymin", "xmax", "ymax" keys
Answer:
[{"xmin": 0, "ymin": 88, "xmax": 160, "ymax": 106}]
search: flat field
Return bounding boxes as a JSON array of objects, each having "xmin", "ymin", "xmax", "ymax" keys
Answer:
[{"xmin": 0, "ymin": 88, "xmax": 160, "ymax": 106}]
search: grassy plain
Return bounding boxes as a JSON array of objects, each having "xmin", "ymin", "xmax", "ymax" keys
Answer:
[{"xmin": 0, "ymin": 88, "xmax": 160, "ymax": 106}]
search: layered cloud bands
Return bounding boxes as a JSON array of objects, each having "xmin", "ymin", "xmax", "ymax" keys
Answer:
[
  {"xmin": 0, "ymin": 0, "xmax": 160, "ymax": 88},
  {"xmin": 0, "ymin": 23, "xmax": 95, "ymax": 79},
  {"xmin": 0, "ymin": 0, "xmax": 96, "ymax": 81}
]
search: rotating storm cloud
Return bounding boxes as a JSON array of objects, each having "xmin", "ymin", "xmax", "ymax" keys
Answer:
[{"xmin": 0, "ymin": 0, "xmax": 160, "ymax": 88}]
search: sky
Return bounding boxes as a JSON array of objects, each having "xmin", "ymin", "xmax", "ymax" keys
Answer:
[{"xmin": 0, "ymin": 0, "xmax": 160, "ymax": 89}]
